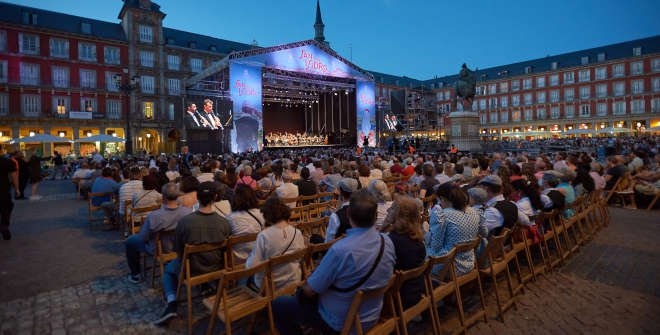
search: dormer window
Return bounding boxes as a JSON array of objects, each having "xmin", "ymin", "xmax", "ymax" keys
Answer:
[
  {"xmin": 81, "ymin": 22, "xmax": 92, "ymax": 35},
  {"xmin": 21, "ymin": 11, "xmax": 38, "ymax": 25},
  {"xmin": 209, "ymin": 45, "xmax": 217, "ymax": 52},
  {"xmin": 188, "ymin": 41, "xmax": 196, "ymax": 49},
  {"xmin": 633, "ymin": 47, "xmax": 642, "ymax": 56},
  {"xmin": 597, "ymin": 53, "xmax": 606, "ymax": 62},
  {"xmin": 581, "ymin": 56, "xmax": 589, "ymax": 65}
]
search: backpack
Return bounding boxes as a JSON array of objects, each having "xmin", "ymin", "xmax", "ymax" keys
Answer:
[
  {"xmin": 546, "ymin": 189, "xmax": 566, "ymax": 211},
  {"xmin": 490, "ymin": 200, "xmax": 518, "ymax": 236}
]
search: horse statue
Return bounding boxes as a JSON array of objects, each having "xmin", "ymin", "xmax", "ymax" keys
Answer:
[{"xmin": 452, "ymin": 63, "xmax": 477, "ymax": 111}]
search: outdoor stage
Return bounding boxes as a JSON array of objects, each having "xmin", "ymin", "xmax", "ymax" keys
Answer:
[{"xmin": 262, "ymin": 143, "xmax": 345, "ymax": 150}]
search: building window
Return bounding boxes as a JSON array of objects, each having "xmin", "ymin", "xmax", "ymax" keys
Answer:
[
  {"xmin": 653, "ymin": 77, "xmax": 660, "ymax": 92},
  {"xmin": 578, "ymin": 69, "xmax": 590, "ymax": 82},
  {"xmin": 581, "ymin": 56, "xmax": 589, "ymax": 65},
  {"xmin": 20, "ymin": 62, "xmax": 39, "ymax": 85},
  {"xmin": 633, "ymin": 47, "xmax": 642, "ymax": 56},
  {"xmin": 550, "ymin": 90, "xmax": 560, "ymax": 103},
  {"xmin": 489, "ymin": 97, "xmax": 498, "ymax": 109},
  {"xmin": 631, "ymin": 61, "xmax": 643, "ymax": 75},
  {"xmin": 140, "ymin": 75, "xmax": 155, "ymax": 94},
  {"xmin": 19, "ymin": 33, "xmax": 39, "ymax": 54},
  {"xmin": 21, "ymin": 94, "xmax": 40, "ymax": 116},
  {"xmin": 564, "ymin": 88, "xmax": 574, "ymax": 102},
  {"xmin": 550, "ymin": 106, "xmax": 560, "ymax": 119},
  {"xmin": 523, "ymin": 78, "xmax": 532, "ymax": 90},
  {"xmin": 536, "ymin": 76, "xmax": 545, "ymax": 88},
  {"xmin": 511, "ymin": 80, "xmax": 520, "ymax": 91},
  {"xmin": 580, "ymin": 104, "xmax": 590, "ymax": 117},
  {"xmin": 631, "ymin": 79, "xmax": 644, "ymax": 94},
  {"xmin": 0, "ymin": 93, "xmax": 7, "ymax": 116},
  {"xmin": 106, "ymin": 100, "xmax": 121, "ymax": 119},
  {"xmin": 653, "ymin": 58, "xmax": 660, "ymax": 72},
  {"xmin": 444, "ymin": 91, "xmax": 451, "ymax": 100},
  {"xmin": 499, "ymin": 82, "xmax": 508, "ymax": 93},
  {"xmin": 524, "ymin": 109, "xmax": 533, "ymax": 121},
  {"xmin": 597, "ymin": 103, "xmax": 607, "ymax": 116},
  {"xmin": 511, "ymin": 110, "xmax": 521, "ymax": 122},
  {"xmin": 595, "ymin": 67, "xmax": 606, "ymax": 80},
  {"xmin": 596, "ymin": 84, "xmax": 607, "ymax": 98},
  {"xmin": 53, "ymin": 96, "xmax": 69, "ymax": 116},
  {"xmin": 652, "ymin": 98, "xmax": 660, "ymax": 113},
  {"xmin": 612, "ymin": 101, "xmax": 626, "ymax": 115},
  {"xmin": 104, "ymin": 46, "xmax": 120, "ymax": 64},
  {"xmin": 511, "ymin": 95, "xmax": 520, "ymax": 107},
  {"xmin": 579, "ymin": 86, "xmax": 590, "ymax": 100},
  {"xmin": 52, "ymin": 66, "xmax": 69, "ymax": 88},
  {"xmin": 79, "ymin": 69, "xmax": 96, "ymax": 89},
  {"xmin": 142, "ymin": 101, "xmax": 154, "ymax": 119},
  {"xmin": 78, "ymin": 42, "xmax": 96, "ymax": 61},
  {"xmin": 0, "ymin": 60, "xmax": 7, "ymax": 83},
  {"xmin": 500, "ymin": 96, "xmax": 508, "ymax": 108},
  {"xmin": 139, "ymin": 50, "xmax": 155, "ymax": 67},
  {"xmin": 524, "ymin": 66, "xmax": 532, "ymax": 74},
  {"xmin": 613, "ymin": 63, "xmax": 625, "ymax": 77},
  {"xmin": 597, "ymin": 53, "xmax": 606, "ymax": 62},
  {"xmin": 488, "ymin": 84, "xmax": 497, "ymax": 94},
  {"xmin": 81, "ymin": 97, "xmax": 96, "ymax": 112},
  {"xmin": 81, "ymin": 22, "xmax": 92, "ymax": 34},
  {"xmin": 551, "ymin": 61, "xmax": 558, "ymax": 70},
  {"xmin": 631, "ymin": 100, "xmax": 644, "ymax": 114},
  {"xmin": 167, "ymin": 78, "xmax": 180, "ymax": 96},
  {"xmin": 613, "ymin": 82, "xmax": 625, "ymax": 96},
  {"xmin": 105, "ymin": 71, "xmax": 119, "ymax": 92},
  {"xmin": 49, "ymin": 38, "xmax": 69, "ymax": 58},
  {"xmin": 549, "ymin": 74, "xmax": 559, "ymax": 86},
  {"xmin": 476, "ymin": 86, "xmax": 486, "ymax": 96},
  {"xmin": 139, "ymin": 25, "xmax": 153, "ymax": 43},
  {"xmin": 565, "ymin": 105, "xmax": 575, "ymax": 118},
  {"xmin": 168, "ymin": 103, "xmax": 175, "ymax": 121},
  {"xmin": 190, "ymin": 58, "xmax": 203, "ymax": 72},
  {"xmin": 479, "ymin": 99, "xmax": 486, "ymax": 110},
  {"xmin": 0, "ymin": 30, "xmax": 7, "ymax": 52},
  {"xmin": 563, "ymin": 71, "xmax": 574, "ymax": 84},
  {"xmin": 536, "ymin": 91, "xmax": 546, "ymax": 104},
  {"xmin": 536, "ymin": 108, "xmax": 546, "ymax": 120},
  {"xmin": 498, "ymin": 111, "xmax": 506, "ymax": 122},
  {"xmin": 167, "ymin": 54, "xmax": 180, "ymax": 70}
]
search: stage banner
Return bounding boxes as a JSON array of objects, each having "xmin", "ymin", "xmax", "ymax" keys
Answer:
[
  {"xmin": 229, "ymin": 62, "xmax": 263, "ymax": 153},
  {"xmin": 356, "ymin": 80, "xmax": 376, "ymax": 147}
]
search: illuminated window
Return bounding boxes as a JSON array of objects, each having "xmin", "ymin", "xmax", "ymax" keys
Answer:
[
  {"xmin": 81, "ymin": 97, "xmax": 96, "ymax": 112},
  {"xmin": 53, "ymin": 96, "xmax": 69, "ymax": 115},
  {"xmin": 143, "ymin": 101, "xmax": 154, "ymax": 119}
]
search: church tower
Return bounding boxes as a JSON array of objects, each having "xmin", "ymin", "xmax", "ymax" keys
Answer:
[{"xmin": 313, "ymin": 0, "xmax": 328, "ymax": 45}]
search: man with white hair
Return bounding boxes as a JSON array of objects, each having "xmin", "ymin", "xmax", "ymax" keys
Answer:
[{"xmin": 275, "ymin": 171, "xmax": 299, "ymax": 207}]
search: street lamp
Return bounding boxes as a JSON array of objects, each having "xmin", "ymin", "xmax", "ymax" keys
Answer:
[{"xmin": 113, "ymin": 70, "xmax": 140, "ymax": 155}]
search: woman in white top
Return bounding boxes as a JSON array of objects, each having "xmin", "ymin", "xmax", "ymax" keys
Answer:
[
  {"xmin": 211, "ymin": 182, "xmax": 232, "ymax": 219},
  {"xmin": 227, "ymin": 184, "xmax": 265, "ymax": 266},
  {"xmin": 246, "ymin": 196, "xmax": 306, "ymax": 291}
]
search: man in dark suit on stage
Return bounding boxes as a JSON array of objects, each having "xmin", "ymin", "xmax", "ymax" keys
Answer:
[
  {"xmin": 201, "ymin": 99, "xmax": 223, "ymax": 130},
  {"xmin": 183, "ymin": 102, "xmax": 206, "ymax": 129}
]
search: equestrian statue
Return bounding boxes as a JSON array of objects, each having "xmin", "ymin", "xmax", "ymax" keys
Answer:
[{"xmin": 452, "ymin": 63, "xmax": 477, "ymax": 111}]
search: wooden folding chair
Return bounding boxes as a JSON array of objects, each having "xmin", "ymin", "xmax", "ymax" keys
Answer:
[
  {"xmin": 289, "ymin": 204, "xmax": 311, "ymax": 224},
  {"xmin": 304, "ymin": 239, "xmax": 338, "ymax": 272},
  {"xmin": 393, "ymin": 260, "xmax": 437, "ymax": 335},
  {"xmin": 478, "ymin": 229, "xmax": 520, "ymax": 322},
  {"xmin": 203, "ymin": 260, "xmax": 276, "ymax": 335},
  {"xmin": 509, "ymin": 225, "xmax": 536, "ymax": 283},
  {"xmin": 130, "ymin": 204, "xmax": 161, "ymax": 235},
  {"xmin": 175, "ymin": 242, "xmax": 227, "ymax": 335},
  {"xmin": 454, "ymin": 238, "xmax": 488, "ymax": 332},
  {"xmin": 340, "ymin": 275, "xmax": 400, "ymax": 335},
  {"xmin": 224, "ymin": 233, "xmax": 258, "ymax": 271},
  {"xmin": 297, "ymin": 216, "xmax": 329, "ymax": 242},
  {"xmin": 269, "ymin": 247, "xmax": 308, "ymax": 298},
  {"xmin": 297, "ymin": 194, "xmax": 318, "ymax": 206},
  {"xmin": 612, "ymin": 173, "xmax": 637, "ymax": 209},
  {"xmin": 426, "ymin": 248, "xmax": 460, "ymax": 335},
  {"xmin": 150, "ymin": 229, "xmax": 177, "ymax": 288},
  {"xmin": 647, "ymin": 190, "xmax": 660, "ymax": 210},
  {"xmin": 308, "ymin": 200, "xmax": 335, "ymax": 220},
  {"xmin": 87, "ymin": 192, "xmax": 116, "ymax": 227},
  {"xmin": 539, "ymin": 209, "xmax": 564, "ymax": 270}
]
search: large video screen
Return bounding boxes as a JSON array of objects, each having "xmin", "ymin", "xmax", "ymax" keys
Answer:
[
  {"xmin": 356, "ymin": 81, "xmax": 376, "ymax": 147},
  {"xmin": 229, "ymin": 63, "xmax": 263, "ymax": 153},
  {"xmin": 183, "ymin": 99, "xmax": 225, "ymax": 130}
]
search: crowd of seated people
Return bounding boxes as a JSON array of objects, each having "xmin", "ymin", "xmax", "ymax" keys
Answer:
[{"xmin": 55, "ymin": 134, "xmax": 659, "ymax": 332}]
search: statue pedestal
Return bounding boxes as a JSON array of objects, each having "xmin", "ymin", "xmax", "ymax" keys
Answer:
[{"xmin": 447, "ymin": 110, "xmax": 482, "ymax": 152}]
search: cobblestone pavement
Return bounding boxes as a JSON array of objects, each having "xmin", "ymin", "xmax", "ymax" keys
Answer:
[{"xmin": 0, "ymin": 180, "xmax": 658, "ymax": 334}]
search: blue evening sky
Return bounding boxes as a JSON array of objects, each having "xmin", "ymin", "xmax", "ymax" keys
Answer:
[{"xmin": 8, "ymin": 0, "xmax": 659, "ymax": 80}]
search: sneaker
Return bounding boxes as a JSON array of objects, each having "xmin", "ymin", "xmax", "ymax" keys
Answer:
[
  {"xmin": 126, "ymin": 274, "xmax": 142, "ymax": 284},
  {"xmin": 153, "ymin": 302, "xmax": 178, "ymax": 325}
]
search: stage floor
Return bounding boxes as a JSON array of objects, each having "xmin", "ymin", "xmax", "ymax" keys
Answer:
[{"xmin": 263, "ymin": 144, "xmax": 344, "ymax": 150}]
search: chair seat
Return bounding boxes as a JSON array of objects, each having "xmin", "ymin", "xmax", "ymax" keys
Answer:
[{"xmin": 203, "ymin": 286, "xmax": 270, "ymax": 323}]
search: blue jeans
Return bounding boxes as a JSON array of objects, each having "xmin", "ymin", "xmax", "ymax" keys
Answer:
[
  {"xmin": 125, "ymin": 235, "xmax": 147, "ymax": 276},
  {"xmin": 272, "ymin": 295, "xmax": 338, "ymax": 335},
  {"xmin": 163, "ymin": 258, "xmax": 181, "ymax": 300}
]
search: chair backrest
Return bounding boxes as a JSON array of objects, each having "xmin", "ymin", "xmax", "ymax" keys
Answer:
[
  {"xmin": 304, "ymin": 238, "xmax": 338, "ymax": 272},
  {"xmin": 427, "ymin": 247, "xmax": 457, "ymax": 283},
  {"xmin": 341, "ymin": 275, "xmax": 398, "ymax": 335},
  {"xmin": 155, "ymin": 229, "xmax": 177, "ymax": 256},
  {"xmin": 269, "ymin": 247, "xmax": 308, "ymax": 297},
  {"xmin": 224, "ymin": 233, "xmax": 258, "ymax": 270},
  {"xmin": 130, "ymin": 204, "xmax": 161, "ymax": 234},
  {"xmin": 297, "ymin": 194, "xmax": 318, "ymax": 206},
  {"xmin": 280, "ymin": 196, "xmax": 299, "ymax": 206},
  {"xmin": 289, "ymin": 204, "xmax": 311, "ymax": 224},
  {"xmin": 308, "ymin": 201, "xmax": 335, "ymax": 219},
  {"xmin": 478, "ymin": 228, "xmax": 510, "ymax": 266},
  {"xmin": 298, "ymin": 216, "xmax": 329, "ymax": 241},
  {"xmin": 179, "ymin": 241, "xmax": 227, "ymax": 287}
]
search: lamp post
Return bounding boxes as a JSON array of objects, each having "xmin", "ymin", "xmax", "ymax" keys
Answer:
[{"xmin": 113, "ymin": 70, "xmax": 139, "ymax": 155}]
